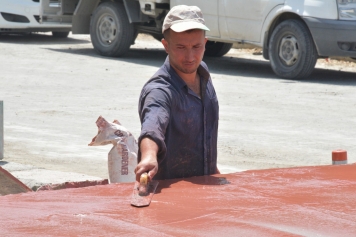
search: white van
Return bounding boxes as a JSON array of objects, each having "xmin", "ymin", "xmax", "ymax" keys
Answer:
[
  {"xmin": 0, "ymin": 0, "xmax": 71, "ymax": 38},
  {"xmin": 171, "ymin": 0, "xmax": 356, "ymax": 79}
]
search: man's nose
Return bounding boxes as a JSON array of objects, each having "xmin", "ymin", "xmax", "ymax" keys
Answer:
[{"xmin": 185, "ymin": 48, "xmax": 194, "ymax": 61}]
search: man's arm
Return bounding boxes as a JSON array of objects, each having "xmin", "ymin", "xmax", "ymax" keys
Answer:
[
  {"xmin": 135, "ymin": 137, "xmax": 159, "ymax": 182},
  {"xmin": 137, "ymin": 86, "xmax": 171, "ymax": 181}
]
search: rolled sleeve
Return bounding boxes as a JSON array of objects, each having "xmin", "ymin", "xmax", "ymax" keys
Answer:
[{"xmin": 138, "ymin": 88, "xmax": 171, "ymax": 161}]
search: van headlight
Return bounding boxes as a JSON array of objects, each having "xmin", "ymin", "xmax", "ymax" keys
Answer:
[{"xmin": 338, "ymin": 0, "xmax": 356, "ymax": 20}]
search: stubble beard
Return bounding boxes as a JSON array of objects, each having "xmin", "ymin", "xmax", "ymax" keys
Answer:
[{"xmin": 171, "ymin": 60, "xmax": 199, "ymax": 75}]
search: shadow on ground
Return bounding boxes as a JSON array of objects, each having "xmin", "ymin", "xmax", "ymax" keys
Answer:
[
  {"xmin": 0, "ymin": 161, "xmax": 8, "ymax": 166},
  {"xmin": 42, "ymin": 44, "xmax": 356, "ymax": 86},
  {"xmin": 0, "ymin": 33, "xmax": 89, "ymax": 45}
]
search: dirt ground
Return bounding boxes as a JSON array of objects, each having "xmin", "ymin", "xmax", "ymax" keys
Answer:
[{"xmin": 0, "ymin": 33, "xmax": 355, "ymax": 187}]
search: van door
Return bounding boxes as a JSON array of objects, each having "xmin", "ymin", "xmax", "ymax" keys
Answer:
[
  {"xmin": 40, "ymin": 0, "xmax": 75, "ymax": 24},
  {"xmin": 222, "ymin": 0, "xmax": 284, "ymax": 43},
  {"xmin": 170, "ymin": 0, "xmax": 220, "ymax": 38}
]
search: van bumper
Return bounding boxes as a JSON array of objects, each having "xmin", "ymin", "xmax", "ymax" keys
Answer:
[{"xmin": 303, "ymin": 17, "xmax": 356, "ymax": 58}]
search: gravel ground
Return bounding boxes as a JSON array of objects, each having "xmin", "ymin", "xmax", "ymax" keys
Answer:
[{"xmin": 1, "ymin": 33, "xmax": 355, "ymax": 189}]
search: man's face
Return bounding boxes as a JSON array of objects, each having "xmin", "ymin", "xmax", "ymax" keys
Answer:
[{"xmin": 162, "ymin": 29, "xmax": 207, "ymax": 75}]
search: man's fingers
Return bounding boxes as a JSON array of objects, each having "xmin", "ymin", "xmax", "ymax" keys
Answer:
[
  {"xmin": 134, "ymin": 153, "xmax": 158, "ymax": 182},
  {"xmin": 135, "ymin": 165, "xmax": 157, "ymax": 182},
  {"xmin": 148, "ymin": 168, "xmax": 157, "ymax": 181},
  {"xmin": 135, "ymin": 167, "xmax": 145, "ymax": 182},
  {"xmin": 134, "ymin": 166, "xmax": 143, "ymax": 175}
]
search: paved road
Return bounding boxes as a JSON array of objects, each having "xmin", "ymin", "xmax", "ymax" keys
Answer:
[{"xmin": 1, "ymin": 33, "xmax": 355, "ymax": 189}]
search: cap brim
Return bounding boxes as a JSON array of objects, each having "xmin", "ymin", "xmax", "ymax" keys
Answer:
[{"xmin": 170, "ymin": 21, "xmax": 210, "ymax": 33}]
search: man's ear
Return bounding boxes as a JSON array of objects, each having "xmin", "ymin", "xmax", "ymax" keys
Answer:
[
  {"xmin": 204, "ymin": 37, "xmax": 208, "ymax": 51},
  {"xmin": 161, "ymin": 38, "xmax": 169, "ymax": 54}
]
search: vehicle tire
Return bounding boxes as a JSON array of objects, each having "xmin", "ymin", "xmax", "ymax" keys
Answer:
[
  {"xmin": 205, "ymin": 41, "xmax": 233, "ymax": 57},
  {"xmin": 52, "ymin": 31, "xmax": 70, "ymax": 38},
  {"xmin": 90, "ymin": 2, "xmax": 134, "ymax": 57},
  {"xmin": 268, "ymin": 19, "xmax": 317, "ymax": 79}
]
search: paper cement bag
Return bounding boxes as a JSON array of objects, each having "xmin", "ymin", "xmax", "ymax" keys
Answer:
[{"xmin": 89, "ymin": 116, "xmax": 137, "ymax": 183}]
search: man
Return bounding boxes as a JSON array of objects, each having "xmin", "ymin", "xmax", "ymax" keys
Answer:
[{"xmin": 135, "ymin": 5, "xmax": 219, "ymax": 181}]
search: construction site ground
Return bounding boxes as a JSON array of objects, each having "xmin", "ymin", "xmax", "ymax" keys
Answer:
[{"xmin": 0, "ymin": 33, "xmax": 355, "ymax": 190}]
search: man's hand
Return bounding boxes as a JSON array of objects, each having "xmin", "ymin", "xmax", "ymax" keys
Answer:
[{"xmin": 135, "ymin": 137, "xmax": 159, "ymax": 182}]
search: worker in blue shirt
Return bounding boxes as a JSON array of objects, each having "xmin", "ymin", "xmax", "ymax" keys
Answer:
[{"xmin": 135, "ymin": 5, "xmax": 219, "ymax": 181}]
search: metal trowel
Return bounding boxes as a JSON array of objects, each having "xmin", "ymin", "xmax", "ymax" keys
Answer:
[{"xmin": 130, "ymin": 172, "xmax": 159, "ymax": 207}]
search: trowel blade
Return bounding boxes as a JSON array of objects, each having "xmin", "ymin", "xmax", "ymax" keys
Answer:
[{"xmin": 130, "ymin": 180, "xmax": 159, "ymax": 207}]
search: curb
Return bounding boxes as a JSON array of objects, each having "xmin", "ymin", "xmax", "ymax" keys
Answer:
[
  {"xmin": 37, "ymin": 179, "xmax": 109, "ymax": 191},
  {"xmin": 0, "ymin": 166, "xmax": 32, "ymax": 196}
]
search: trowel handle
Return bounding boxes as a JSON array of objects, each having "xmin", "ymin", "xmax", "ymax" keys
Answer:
[
  {"xmin": 140, "ymin": 172, "xmax": 149, "ymax": 185},
  {"xmin": 138, "ymin": 173, "xmax": 149, "ymax": 196}
]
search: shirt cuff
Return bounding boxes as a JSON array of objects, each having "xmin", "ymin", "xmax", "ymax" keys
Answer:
[{"xmin": 138, "ymin": 131, "xmax": 167, "ymax": 160}]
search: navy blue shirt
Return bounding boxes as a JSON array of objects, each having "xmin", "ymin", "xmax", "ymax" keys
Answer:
[{"xmin": 138, "ymin": 57, "xmax": 219, "ymax": 180}]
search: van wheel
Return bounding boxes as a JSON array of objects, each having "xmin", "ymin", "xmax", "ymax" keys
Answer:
[
  {"xmin": 90, "ymin": 2, "xmax": 134, "ymax": 57},
  {"xmin": 205, "ymin": 41, "xmax": 233, "ymax": 57},
  {"xmin": 52, "ymin": 31, "xmax": 70, "ymax": 38},
  {"xmin": 269, "ymin": 19, "xmax": 317, "ymax": 79}
]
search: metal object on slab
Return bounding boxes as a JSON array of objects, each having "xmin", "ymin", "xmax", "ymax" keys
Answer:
[{"xmin": 131, "ymin": 173, "xmax": 158, "ymax": 207}]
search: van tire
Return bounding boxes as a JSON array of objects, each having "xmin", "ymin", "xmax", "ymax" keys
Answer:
[
  {"xmin": 205, "ymin": 41, "xmax": 233, "ymax": 57},
  {"xmin": 269, "ymin": 19, "xmax": 317, "ymax": 79},
  {"xmin": 90, "ymin": 2, "xmax": 134, "ymax": 57}
]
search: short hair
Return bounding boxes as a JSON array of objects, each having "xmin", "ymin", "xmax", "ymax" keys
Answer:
[{"xmin": 163, "ymin": 29, "xmax": 171, "ymax": 41}]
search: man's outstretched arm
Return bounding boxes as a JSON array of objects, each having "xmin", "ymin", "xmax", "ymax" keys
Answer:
[{"xmin": 135, "ymin": 137, "xmax": 159, "ymax": 182}]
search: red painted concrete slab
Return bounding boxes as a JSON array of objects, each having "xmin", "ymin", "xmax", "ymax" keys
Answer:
[
  {"xmin": 0, "ymin": 164, "xmax": 355, "ymax": 236},
  {"xmin": 0, "ymin": 166, "xmax": 32, "ymax": 195}
]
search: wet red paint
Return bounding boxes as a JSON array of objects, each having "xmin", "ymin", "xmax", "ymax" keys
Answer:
[{"xmin": 0, "ymin": 164, "xmax": 355, "ymax": 236}]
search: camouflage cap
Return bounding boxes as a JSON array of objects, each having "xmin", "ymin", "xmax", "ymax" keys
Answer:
[{"xmin": 162, "ymin": 5, "xmax": 210, "ymax": 34}]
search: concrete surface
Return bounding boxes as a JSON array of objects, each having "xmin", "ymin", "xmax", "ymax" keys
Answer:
[
  {"xmin": 0, "ymin": 164, "xmax": 355, "ymax": 236},
  {"xmin": 0, "ymin": 33, "xmax": 356, "ymax": 189},
  {"xmin": 0, "ymin": 161, "xmax": 102, "ymax": 190}
]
